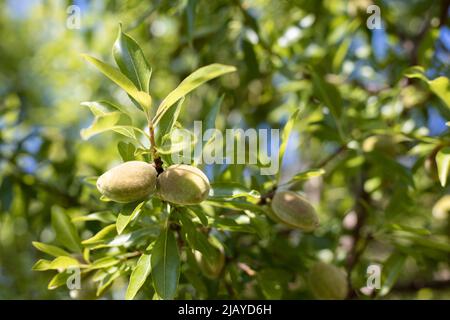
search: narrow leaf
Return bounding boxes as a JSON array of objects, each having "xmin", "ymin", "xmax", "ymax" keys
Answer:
[
  {"xmin": 32, "ymin": 241, "xmax": 71, "ymax": 258},
  {"xmin": 125, "ymin": 253, "xmax": 152, "ymax": 300},
  {"xmin": 113, "ymin": 24, "xmax": 152, "ymax": 93},
  {"xmin": 278, "ymin": 109, "xmax": 299, "ymax": 181},
  {"xmin": 82, "ymin": 54, "xmax": 152, "ymax": 111},
  {"xmin": 153, "ymin": 64, "xmax": 236, "ymax": 126},
  {"xmin": 151, "ymin": 225, "xmax": 180, "ymax": 300},
  {"xmin": 436, "ymin": 147, "xmax": 450, "ymax": 187},
  {"xmin": 51, "ymin": 207, "xmax": 82, "ymax": 253},
  {"xmin": 116, "ymin": 201, "xmax": 146, "ymax": 235}
]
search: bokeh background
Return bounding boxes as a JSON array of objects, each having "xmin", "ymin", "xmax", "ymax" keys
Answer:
[{"xmin": 0, "ymin": 0, "xmax": 449, "ymax": 299}]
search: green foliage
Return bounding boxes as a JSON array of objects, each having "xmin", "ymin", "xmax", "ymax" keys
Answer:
[{"xmin": 1, "ymin": 0, "xmax": 449, "ymax": 300}]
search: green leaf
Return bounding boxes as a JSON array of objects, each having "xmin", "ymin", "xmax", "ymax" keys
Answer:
[
  {"xmin": 82, "ymin": 224, "xmax": 117, "ymax": 247},
  {"xmin": 33, "ymin": 256, "xmax": 83, "ymax": 272},
  {"xmin": 96, "ymin": 268, "xmax": 123, "ymax": 296},
  {"xmin": 186, "ymin": 207, "xmax": 209, "ymax": 227},
  {"xmin": 210, "ymin": 216, "xmax": 257, "ymax": 234},
  {"xmin": 379, "ymin": 253, "xmax": 407, "ymax": 296},
  {"xmin": 436, "ymin": 147, "xmax": 450, "ymax": 187},
  {"xmin": 118, "ymin": 142, "xmax": 136, "ymax": 162},
  {"xmin": 208, "ymin": 182, "xmax": 260, "ymax": 200},
  {"xmin": 116, "ymin": 201, "xmax": 146, "ymax": 235},
  {"xmin": 156, "ymin": 127, "xmax": 197, "ymax": 155},
  {"xmin": 32, "ymin": 241, "xmax": 71, "ymax": 258},
  {"xmin": 81, "ymin": 111, "xmax": 127, "ymax": 140},
  {"xmin": 48, "ymin": 256, "xmax": 81, "ymax": 270},
  {"xmin": 89, "ymin": 256, "xmax": 120, "ymax": 270},
  {"xmin": 206, "ymin": 199, "xmax": 266, "ymax": 215},
  {"xmin": 155, "ymin": 97, "xmax": 185, "ymax": 145},
  {"xmin": 81, "ymin": 100, "xmax": 131, "ymax": 118},
  {"xmin": 32, "ymin": 259, "xmax": 52, "ymax": 271},
  {"xmin": 311, "ymin": 68, "xmax": 343, "ymax": 117},
  {"xmin": 152, "ymin": 64, "xmax": 236, "ymax": 126},
  {"xmin": 405, "ymin": 66, "xmax": 450, "ymax": 108},
  {"xmin": 125, "ymin": 253, "xmax": 152, "ymax": 300},
  {"xmin": 72, "ymin": 211, "xmax": 117, "ymax": 224},
  {"xmin": 0, "ymin": 175, "xmax": 13, "ymax": 212},
  {"xmin": 48, "ymin": 272, "xmax": 71, "ymax": 290},
  {"xmin": 113, "ymin": 24, "xmax": 152, "ymax": 94},
  {"xmin": 278, "ymin": 109, "xmax": 299, "ymax": 181},
  {"xmin": 82, "ymin": 54, "xmax": 152, "ymax": 111},
  {"xmin": 288, "ymin": 168, "xmax": 325, "ymax": 183},
  {"xmin": 178, "ymin": 212, "xmax": 217, "ymax": 264},
  {"xmin": 388, "ymin": 224, "xmax": 431, "ymax": 236},
  {"xmin": 402, "ymin": 234, "xmax": 450, "ymax": 252},
  {"xmin": 151, "ymin": 224, "xmax": 180, "ymax": 300},
  {"xmin": 51, "ymin": 207, "xmax": 82, "ymax": 253},
  {"xmin": 204, "ymin": 94, "xmax": 224, "ymax": 133},
  {"xmin": 80, "ymin": 102, "xmax": 147, "ymax": 141}
]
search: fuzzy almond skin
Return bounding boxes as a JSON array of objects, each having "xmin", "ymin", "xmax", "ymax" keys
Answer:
[
  {"xmin": 308, "ymin": 262, "xmax": 348, "ymax": 300},
  {"xmin": 362, "ymin": 134, "xmax": 398, "ymax": 155},
  {"xmin": 195, "ymin": 247, "xmax": 225, "ymax": 279},
  {"xmin": 271, "ymin": 191, "xmax": 319, "ymax": 231},
  {"xmin": 158, "ymin": 164, "xmax": 210, "ymax": 205},
  {"xmin": 96, "ymin": 161, "xmax": 157, "ymax": 203}
]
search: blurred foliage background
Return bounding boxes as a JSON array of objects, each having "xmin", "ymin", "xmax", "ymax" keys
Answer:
[{"xmin": 0, "ymin": 0, "xmax": 449, "ymax": 299}]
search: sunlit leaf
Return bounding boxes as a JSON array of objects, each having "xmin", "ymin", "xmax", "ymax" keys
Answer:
[
  {"xmin": 82, "ymin": 224, "xmax": 117, "ymax": 248},
  {"xmin": 435, "ymin": 147, "xmax": 450, "ymax": 187},
  {"xmin": 113, "ymin": 24, "xmax": 152, "ymax": 94},
  {"xmin": 82, "ymin": 54, "xmax": 152, "ymax": 111},
  {"xmin": 116, "ymin": 201, "xmax": 146, "ymax": 235},
  {"xmin": 278, "ymin": 109, "xmax": 299, "ymax": 181},
  {"xmin": 288, "ymin": 168, "xmax": 325, "ymax": 183},
  {"xmin": 152, "ymin": 64, "xmax": 236, "ymax": 126},
  {"xmin": 32, "ymin": 241, "xmax": 71, "ymax": 258},
  {"xmin": 405, "ymin": 66, "xmax": 450, "ymax": 109}
]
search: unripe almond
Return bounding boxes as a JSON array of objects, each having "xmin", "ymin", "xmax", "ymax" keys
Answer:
[
  {"xmin": 195, "ymin": 245, "xmax": 225, "ymax": 279},
  {"xmin": 362, "ymin": 134, "xmax": 398, "ymax": 155},
  {"xmin": 308, "ymin": 262, "xmax": 348, "ymax": 300},
  {"xmin": 271, "ymin": 191, "xmax": 319, "ymax": 231},
  {"xmin": 96, "ymin": 161, "xmax": 157, "ymax": 203},
  {"xmin": 157, "ymin": 164, "xmax": 210, "ymax": 205}
]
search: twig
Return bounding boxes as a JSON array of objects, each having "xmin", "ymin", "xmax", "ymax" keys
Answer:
[{"xmin": 317, "ymin": 145, "xmax": 347, "ymax": 168}]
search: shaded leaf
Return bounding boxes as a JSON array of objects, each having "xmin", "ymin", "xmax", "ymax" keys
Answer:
[
  {"xmin": 52, "ymin": 207, "xmax": 82, "ymax": 253},
  {"xmin": 151, "ymin": 225, "xmax": 180, "ymax": 300}
]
